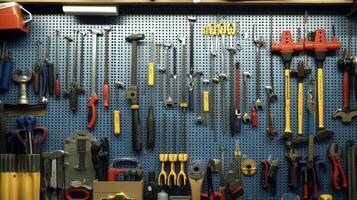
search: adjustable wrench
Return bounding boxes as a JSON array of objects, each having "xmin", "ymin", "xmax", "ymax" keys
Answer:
[
  {"xmin": 242, "ymin": 72, "xmax": 251, "ymax": 123},
  {"xmin": 252, "ymin": 24, "xmax": 264, "ymax": 111},
  {"xmin": 163, "ymin": 42, "xmax": 174, "ymax": 108},
  {"xmin": 70, "ymin": 31, "xmax": 79, "ymax": 112}
]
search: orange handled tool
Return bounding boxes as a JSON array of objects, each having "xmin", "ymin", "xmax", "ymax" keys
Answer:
[
  {"xmin": 87, "ymin": 28, "xmax": 103, "ymax": 129},
  {"xmin": 102, "ymin": 26, "xmax": 111, "ymax": 108}
]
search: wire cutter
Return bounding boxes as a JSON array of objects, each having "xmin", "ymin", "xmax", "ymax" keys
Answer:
[{"xmin": 328, "ymin": 144, "xmax": 348, "ymax": 190}]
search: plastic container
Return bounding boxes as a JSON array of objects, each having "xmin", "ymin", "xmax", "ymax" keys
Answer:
[{"xmin": 0, "ymin": 2, "xmax": 32, "ymax": 35}]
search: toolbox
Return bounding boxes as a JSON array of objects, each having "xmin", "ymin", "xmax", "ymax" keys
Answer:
[{"xmin": 0, "ymin": 2, "xmax": 32, "ymax": 35}]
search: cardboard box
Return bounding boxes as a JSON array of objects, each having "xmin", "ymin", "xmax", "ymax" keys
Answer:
[{"xmin": 93, "ymin": 180, "xmax": 143, "ymax": 200}]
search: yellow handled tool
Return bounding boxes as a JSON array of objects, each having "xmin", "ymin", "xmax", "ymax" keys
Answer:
[
  {"xmin": 290, "ymin": 61, "xmax": 311, "ymax": 144},
  {"xmin": 284, "ymin": 68, "xmax": 292, "ymax": 135},
  {"xmin": 114, "ymin": 81, "xmax": 124, "ymax": 135},
  {"xmin": 167, "ymin": 154, "xmax": 177, "ymax": 187},
  {"xmin": 177, "ymin": 154, "xmax": 188, "ymax": 187},
  {"xmin": 158, "ymin": 154, "xmax": 168, "ymax": 186}
]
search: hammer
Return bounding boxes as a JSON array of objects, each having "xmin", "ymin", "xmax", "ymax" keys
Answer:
[
  {"xmin": 290, "ymin": 61, "xmax": 311, "ymax": 145},
  {"xmin": 125, "ymin": 33, "xmax": 145, "ymax": 152},
  {"xmin": 334, "ymin": 49, "xmax": 357, "ymax": 123}
]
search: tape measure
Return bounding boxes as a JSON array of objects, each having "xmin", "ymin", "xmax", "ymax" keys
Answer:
[{"xmin": 241, "ymin": 159, "xmax": 257, "ymax": 176}]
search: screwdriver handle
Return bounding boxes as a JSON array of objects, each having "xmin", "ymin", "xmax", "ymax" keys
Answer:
[
  {"xmin": 188, "ymin": 87, "xmax": 194, "ymax": 110},
  {"xmin": 87, "ymin": 94, "xmax": 98, "ymax": 129},
  {"xmin": 147, "ymin": 105, "xmax": 155, "ymax": 149},
  {"xmin": 113, "ymin": 110, "xmax": 120, "ymax": 135},
  {"xmin": 47, "ymin": 63, "xmax": 54, "ymax": 95},
  {"xmin": 55, "ymin": 78, "xmax": 61, "ymax": 97},
  {"xmin": 40, "ymin": 64, "xmax": 47, "ymax": 96},
  {"xmin": 70, "ymin": 84, "xmax": 78, "ymax": 112},
  {"xmin": 343, "ymin": 69, "xmax": 350, "ymax": 109},
  {"xmin": 203, "ymin": 90, "xmax": 209, "ymax": 112},
  {"xmin": 34, "ymin": 67, "xmax": 40, "ymax": 94},
  {"xmin": 131, "ymin": 107, "xmax": 142, "ymax": 152},
  {"xmin": 103, "ymin": 83, "xmax": 109, "ymax": 108},
  {"xmin": 251, "ymin": 107, "xmax": 257, "ymax": 128},
  {"xmin": 148, "ymin": 62, "xmax": 155, "ymax": 87}
]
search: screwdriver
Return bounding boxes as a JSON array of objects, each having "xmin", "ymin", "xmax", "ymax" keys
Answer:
[
  {"xmin": 114, "ymin": 81, "xmax": 123, "ymax": 135},
  {"xmin": 55, "ymin": 30, "xmax": 61, "ymax": 97},
  {"xmin": 147, "ymin": 31, "xmax": 155, "ymax": 149},
  {"xmin": 102, "ymin": 26, "xmax": 111, "ymax": 108}
]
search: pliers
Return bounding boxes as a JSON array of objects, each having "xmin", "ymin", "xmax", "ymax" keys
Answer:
[
  {"xmin": 328, "ymin": 144, "xmax": 348, "ymax": 190},
  {"xmin": 261, "ymin": 155, "xmax": 279, "ymax": 195}
]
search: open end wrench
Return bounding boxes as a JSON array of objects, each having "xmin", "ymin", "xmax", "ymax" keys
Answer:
[
  {"xmin": 163, "ymin": 42, "xmax": 174, "ymax": 108},
  {"xmin": 195, "ymin": 71, "xmax": 204, "ymax": 125},
  {"xmin": 252, "ymin": 24, "xmax": 264, "ymax": 111},
  {"xmin": 242, "ymin": 72, "xmax": 251, "ymax": 123}
]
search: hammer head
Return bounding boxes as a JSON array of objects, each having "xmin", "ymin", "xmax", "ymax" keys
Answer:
[
  {"xmin": 243, "ymin": 72, "xmax": 251, "ymax": 79},
  {"xmin": 102, "ymin": 26, "xmax": 111, "ymax": 32},
  {"xmin": 125, "ymin": 34, "xmax": 145, "ymax": 42},
  {"xmin": 64, "ymin": 36, "xmax": 74, "ymax": 42},
  {"xmin": 177, "ymin": 35, "xmax": 186, "ymax": 45},
  {"xmin": 292, "ymin": 60, "xmax": 311, "ymax": 78},
  {"xmin": 187, "ymin": 16, "xmax": 197, "ymax": 22},
  {"xmin": 115, "ymin": 81, "xmax": 124, "ymax": 90},
  {"xmin": 90, "ymin": 28, "xmax": 103, "ymax": 36},
  {"xmin": 163, "ymin": 42, "xmax": 171, "ymax": 48}
]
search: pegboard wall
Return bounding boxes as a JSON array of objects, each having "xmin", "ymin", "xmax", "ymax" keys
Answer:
[{"xmin": 2, "ymin": 8, "xmax": 357, "ymax": 199}]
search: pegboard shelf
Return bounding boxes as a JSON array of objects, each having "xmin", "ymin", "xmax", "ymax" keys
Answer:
[
  {"xmin": 1, "ymin": 11, "xmax": 356, "ymax": 199},
  {"xmin": 14, "ymin": 0, "xmax": 352, "ymax": 5}
]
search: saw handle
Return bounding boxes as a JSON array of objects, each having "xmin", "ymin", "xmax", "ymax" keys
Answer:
[
  {"xmin": 343, "ymin": 69, "xmax": 350, "ymax": 109},
  {"xmin": 103, "ymin": 83, "xmax": 109, "ymax": 108},
  {"xmin": 87, "ymin": 94, "xmax": 98, "ymax": 129}
]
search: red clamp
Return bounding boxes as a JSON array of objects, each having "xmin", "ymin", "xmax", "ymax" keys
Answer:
[
  {"xmin": 305, "ymin": 29, "xmax": 340, "ymax": 53},
  {"xmin": 272, "ymin": 31, "xmax": 303, "ymax": 54}
]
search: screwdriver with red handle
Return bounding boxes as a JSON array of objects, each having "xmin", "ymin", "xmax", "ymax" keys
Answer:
[
  {"xmin": 55, "ymin": 30, "xmax": 61, "ymax": 98},
  {"xmin": 102, "ymin": 26, "xmax": 111, "ymax": 108}
]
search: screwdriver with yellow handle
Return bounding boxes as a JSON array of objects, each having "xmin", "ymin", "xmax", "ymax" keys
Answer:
[
  {"xmin": 147, "ymin": 31, "xmax": 155, "ymax": 149},
  {"xmin": 114, "ymin": 81, "xmax": 124, "ymax": 135},
  {"xmin": 203, "ymin": 79, "xmax": 209, "ymax": 126}
]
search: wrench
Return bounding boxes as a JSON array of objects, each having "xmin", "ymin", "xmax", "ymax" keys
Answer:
[
  {"xmin": 163, "ymin": 42, "xmax": 174, "ymax": 108},
  {"xmin": 158, "ymin": 68, "xmax": 166, "ymax": 101},
  {"xmin": 63, "ymin": 36, "xmax": 73, "ymax": 97},
  {"xmin": 242, "ymin": 72, "xmax": 251, "ymax": 123},
  {"xmin": 195, "ymin": 71, "xmax": 203, "ymax": 125},
  {"xmin": 252, "ymin": 24, "xmax": 264, "ymax": 111}
]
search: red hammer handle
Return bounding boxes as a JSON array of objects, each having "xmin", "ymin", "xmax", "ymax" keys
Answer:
[{"xmin": 343, "ymin": 69, "xmax": 350, "ymax": 109}]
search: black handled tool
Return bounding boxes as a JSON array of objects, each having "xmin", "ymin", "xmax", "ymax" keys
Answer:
[{"xmin": 125, "ymin": 33, "xmax": 145, "ymax": 153}]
